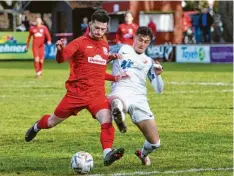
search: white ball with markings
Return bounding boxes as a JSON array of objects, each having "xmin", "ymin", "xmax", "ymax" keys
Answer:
[{"xmin": 71, "ymin": 151, "xmax": 94, "ymax": 174}]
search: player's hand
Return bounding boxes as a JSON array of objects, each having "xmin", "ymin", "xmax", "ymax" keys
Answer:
[
  {"xmin": 108, "ymin": 53, "xmax": 122, "ymax": 60},
  {"xmin": 56, "ymin": 39, "xmax": 65, "ymax": 51},
  {"xmin": 114, "ymin": 72, "xmax": 130, "ymax": 82},
  {"xmin": 153, "ymin": 61, "xmax": 163, "ymax": 75},
  {"xmin": 47, "ymin": 41, "xmax": 52, "ymax": 45}
]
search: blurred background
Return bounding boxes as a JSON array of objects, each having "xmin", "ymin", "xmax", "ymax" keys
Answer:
[{"xmin": 0, "ymin": 0, "xmax": 233, "ymax": 63}]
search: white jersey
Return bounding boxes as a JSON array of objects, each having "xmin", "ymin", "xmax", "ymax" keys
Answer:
[{"xmin": 110, "ymin": 44, "xmax": 163, "ymax": 97}]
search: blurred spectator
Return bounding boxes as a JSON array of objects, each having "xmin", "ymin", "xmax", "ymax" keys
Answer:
[
  {"xmin": 147, "ymin": 18, "xmax": 157, "ymax": 44},
  {"xmin": 211, "ymin": 12, "xmax": 224, "ymax": 43},
  {"xmin": 26, "ymin": 17, "xmax": 52, "ymax": 78},
  {"xmin": 22, "ymin": 16, "xmax": 30, "ymax": 31},
  {"xmin": 116, "ymin": 11, "xmax": 138, "ymax": 45},
  {"xmin": 191, "ymin": 8, "xmax": 202, "ymax": 43},
  {"xmin": 16, "ymin": 23, "xmax": 26, "ymax": 32},
  {"xmin": 0, "ymin": 13, "xmax": 10, "ymax": 30},
  {"xmin": 200, "ymin": 8, "xmax": 213, "ymax": 43},
  {"xmin": 81, "ymin": 17, "xmax": 88, "ymax": 35}
]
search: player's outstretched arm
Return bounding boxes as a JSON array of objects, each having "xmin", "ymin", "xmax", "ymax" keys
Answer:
[
  {"xmin": 45, "ymin": 27, "xmax": 52, "ymax": 45},
  {"xmin": 26, "ymin": 30, "xmax": 32, "ymax": 51},
  {"xmin": 56, "ymin": 39, "xmax": 67, "ymax": 63},
  {"xmin": 56, "ymin": 39, "xmax": 79, "ymax": 64},
  {"xmin": 108, "ymin": 44, "xmax": 123, "ymax": 63},
  {"xmin": 105, "ymin": 72, "xmax": 129, "ymax": 82},
  {"xmin": 148, "ymin": 61, "xmax": 164, "ymax": 94}
]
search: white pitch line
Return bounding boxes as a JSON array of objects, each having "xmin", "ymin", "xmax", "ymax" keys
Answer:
[
  {"xmin": 162, "ymin": 89, "xmax": 233, "ymax": 94},
  {"xmin": 89, "ymin": 167, "xmax": 234, "ymax": 176},
  {"xmin": 167, "ymin": 81, "xmax": 233, "ymax": 86},
  {"xmin": 0, "ymin": 81, "xmax": 232, "ymax": 88}
]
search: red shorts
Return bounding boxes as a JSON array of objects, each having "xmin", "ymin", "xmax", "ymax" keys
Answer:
[
  {"xmin": 32, "ymin": 45, "xmax": 44, "ymax": 59},
  {"xmin": 54, "ymin": 94, "xmax": 110, "ymax": 118}
]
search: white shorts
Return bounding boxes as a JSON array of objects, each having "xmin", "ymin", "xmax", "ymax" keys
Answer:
[{"xmin": 108, "ymin": 92, "xmax": 155, "ymax": 123}]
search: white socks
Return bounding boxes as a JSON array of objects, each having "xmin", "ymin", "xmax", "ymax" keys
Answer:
[
  {"xmin": 112, "ymin": 99, "xmax": 123, "ymax": 111},
  {"xmin": 33, "ymin": 122, "xmax": 40, "ymax": 132},
  {"xmin": 103, "ymin": 148, "xmax": 112, "ymax": 158},
  {"xmin": 36, "ymin": 71, "xmax": 42, "ymax": 76},
  {"xmin": 142, "ymin": 139, "xmax": 160, "ymax": 157}
]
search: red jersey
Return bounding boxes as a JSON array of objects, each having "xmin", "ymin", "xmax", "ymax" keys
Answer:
[
  {"xmin": 116, "ymin": 23, "xmax": 138, "ymax": 45},
  {"xmin": 26, "ymin": 25, "xmax": 51, "ymax": 48},
  {"xmin": 147, "ymin": 21, "xmax": 157, "ymax": 37},
  {"xmin": 56, "ymin": 34, "xmax": 110, "ymax": 103}
]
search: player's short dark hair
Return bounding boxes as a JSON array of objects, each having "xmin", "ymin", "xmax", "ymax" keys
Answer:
[
  {"xmin": 91, "ymin": 9, "xmax": 110, "ymax": 24},
  {"xmin": 136, "ymin": 26, "xmax": 153, "ymax": 40}
]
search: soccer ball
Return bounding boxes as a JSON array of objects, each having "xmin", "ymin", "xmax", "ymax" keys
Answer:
[{"xmin": 71, "ymin": 151, "xmax": 94, "ymax": 174}]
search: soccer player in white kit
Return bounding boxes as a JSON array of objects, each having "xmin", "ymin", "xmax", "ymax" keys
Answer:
[{"xmin": 108, "ymin": 26, "xmax": 164, "ymax": 165}]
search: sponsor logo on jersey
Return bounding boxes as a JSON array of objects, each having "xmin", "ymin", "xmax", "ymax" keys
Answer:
[
  {"xmin": 128, "ymin": 29, "xmax": 133, "ymax": 34},
  {"xmin": 34, "ymin": 32, "xmax": 43, "ymax": 37},
  {"xmin": 88, "ymin": 55, "xmax": 106, "ymax": 65},
  {"xmin": 87, "ymin": 46, "xmax": 93, "ymax": 48}
]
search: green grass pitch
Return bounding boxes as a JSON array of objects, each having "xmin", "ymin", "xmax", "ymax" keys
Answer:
[{"xmin": 0, "ymin": 61, "xmax": 232, "ymax": 176}]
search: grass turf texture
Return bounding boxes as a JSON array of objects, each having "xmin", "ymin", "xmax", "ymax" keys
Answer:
[{"xmin": 0, "ymin": 61, "xmax": 233, "ymax": 176}]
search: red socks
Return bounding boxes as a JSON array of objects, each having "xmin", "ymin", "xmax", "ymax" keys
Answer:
[
  {"xmin": 100, "ymin": 123, "xmax": 115, "ymax": 150},
  {"xmin": 34, "ymin": 61, "xmax": 40, "ymax": 73},
  {"xmin": 39, "ymin": 60, "xmax": 44, "ymax": 73},
  {"xmin": 37, "ymin": 114, "xmax": 51, "ymax": 129}
]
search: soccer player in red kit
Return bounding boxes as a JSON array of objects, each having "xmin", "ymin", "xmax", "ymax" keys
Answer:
[
  {"xmin": 25, "ymin": 9, "xmax": 125, "ymax": 166},
  {"xmin": 116, "ymin": 11, "xmax": 138, "ymax": 45},
  {"xmin": 26, "ymin": 17, "xmax": 51, "ymax": 77}
]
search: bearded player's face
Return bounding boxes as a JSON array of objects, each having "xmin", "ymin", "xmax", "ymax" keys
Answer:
[{"xmin": 89, "ymin": 20, "xmax": 108, "ymax": 40}]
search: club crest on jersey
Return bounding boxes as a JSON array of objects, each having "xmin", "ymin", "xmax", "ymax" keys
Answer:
[
  {"xmin": 40, "ymin": 29, "xmax": 44, "ymax": 33},
  {"xmin": 103, "ymin": 47, "xmax": 108, "ymax": 55},
  {"xmin": 88, "ymin": 55, "xmax": 106, "ymax": 65}
]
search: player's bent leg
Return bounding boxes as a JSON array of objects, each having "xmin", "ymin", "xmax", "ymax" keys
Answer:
[
  {"xmin": 111, "ymin": 98, "xmax": 127, "ymax": 133},
  {"xmin": 135, "ymin": 119, "xmax": 160, "ymax": 165},
  {"xmin": 25, "ymin": 114, "xmax": 65, "ymax": 142},
  {"xmin": 34, "ymin": 57, "xmax": 41, "ymax": 77},
  {"xmin": 95, "ymin": 109, "xmax": 125, "ymax": 166},
  {"xmin": 39, "ymin": 58, "xmax": 44, "ymax": 74}
]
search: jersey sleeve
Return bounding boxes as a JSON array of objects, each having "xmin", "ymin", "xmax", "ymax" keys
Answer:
[
  {"xmin": 147, "ymin": 60, "xmax": 164, "ymax": 94},
  {"xmin": 44, "ymin": 26, "xmax": 51, "ymax": 42},
  {"xmin": 56, "ymin": 38, "xmax": 80, "ymax": 63},
  {"xmin": 105, "ymin": 72, "xmax": 116, "ymax": 81}
]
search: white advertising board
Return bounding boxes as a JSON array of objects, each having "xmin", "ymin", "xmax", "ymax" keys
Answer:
[{"xmin": 176, "ymin": 45, "xmax": 210, "ymax": 63}]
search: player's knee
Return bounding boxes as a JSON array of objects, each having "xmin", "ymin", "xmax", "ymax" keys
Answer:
[
  {"xmin": 96, "ymin": 110, "xmax": 112, "ymax": 124},
  {"xmin": 47, "ymin": 120, "xmax": 56, "ymax": 127},
  {"xmin": 40, "ymin": 59, "xmax": 44, "ymax": 64},
  {"xmin": 35, "ymin": 57, "xmax": 40, "ymax": 62},
  {"xmin": 47, "ymin": 117, "xmax": 62, "ymax": 127}
]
